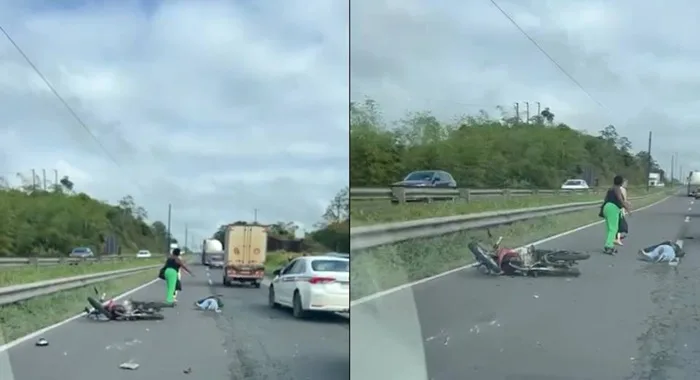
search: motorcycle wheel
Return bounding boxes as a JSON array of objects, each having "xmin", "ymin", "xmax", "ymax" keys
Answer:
[
  {"xmin": 87, "ymin": 297, "xmax": 112, "ymax": 320},
  {"xmin": 545, "ymin": 251, "xmax": 590, "ymax": 262},
  {"xmin": 468, "ymin": 242, "xmax": 502, "ymax": 274}
]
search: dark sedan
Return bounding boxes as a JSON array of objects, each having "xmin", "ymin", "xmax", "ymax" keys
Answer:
[{"xmin": 391, "ymin": 170, "xmax": 457, "ymax": 188}]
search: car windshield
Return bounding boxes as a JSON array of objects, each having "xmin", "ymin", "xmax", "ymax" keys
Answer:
[
  {"xmin": 404, "ymin": 171, "xmax": 435, "ymax": 181},
  {"xmin": 564, "ymin": 180, "xmax": 581, "ymax": 186},
  {"xmin": 311, "ymin": 259, "xmax": 349, "ymax": 272},
  {"xmin": 138, "ymin": 251, "xmax": 149, "ymax": 254},
  {"xmin": 210, "ymin": 254, "xmax": 224, "ymax": 261},
  {"xmin": 72, "ymin": 248, "xmax": 88, "ymax": 253}
]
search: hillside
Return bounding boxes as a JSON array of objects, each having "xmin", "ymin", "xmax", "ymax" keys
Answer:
[
  {"xmin": 350, "ymin": 99, "xmax": 663, "ymax": 189},
  {"xmin": 0, "ymin": 183, "xmax": 170, "ymax": 257}
]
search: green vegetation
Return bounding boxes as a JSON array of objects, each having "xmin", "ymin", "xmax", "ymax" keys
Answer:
[
  {"xmin": 0, "ymin": 180, "xmax": 174, "ymax": 257},
  {"xmin": 351, "ymin": 187, "xmax": 660, "ymax": 226},
  {"xmin": 0, "ymin": 258, "xmax": 162, "ymax": 286},
  {"xmin": 350, "ymin": 99, "xmax": 665, "ymax": 189},
  {"xmin": 351, "ymin": 191, "xmax": 670, "ymax": 300},
  {"xmin": 209, "ymin": 188, "xmax": 350, "ymax": 254},
  {"xmin": 0, "ymin": 270, "xmax": 158, "ymax": 342}
]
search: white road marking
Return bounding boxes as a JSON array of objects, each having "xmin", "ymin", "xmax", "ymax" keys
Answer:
[
  {"xmin": 685, "ymin": 216, "xmax": 691, "ymax": 223},
  {"xmin": 208, "ymin": 279, "xmax": 213, "ymax": 285},
  {"xmin": 351, "ymin": 195, "xmax": 673, "ymax": 307}
]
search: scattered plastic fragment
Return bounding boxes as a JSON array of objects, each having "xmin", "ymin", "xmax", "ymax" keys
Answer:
[
  {"xmin": 183, "ymin": 367, "xmax": 192, "ymax": 374},
  {"xmin": 35, "ymin": 338, "xmax": 48, "ymax": 347},
  {"xmin": 533, "ymin": 294, "xmax": 539, "ymax": 299},
  {"xmin": 120, "ymin": 362, "xmax": 139, "ymax": 370}
]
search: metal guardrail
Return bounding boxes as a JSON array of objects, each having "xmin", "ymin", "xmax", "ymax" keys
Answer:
[
  {"xmin": 351, "ymin": 196, "xmax": 648, "ymax": 250},
  {"xmin": 350, "ymin": 186, "xmax": 651, "ymax": 203},
  {"xmin": 0, "ymin": 255, "xmax": 156, "ymax": 267},
  {"xmin": 0, "ymin": 265, "xmax": 160, "ymax": 306}
]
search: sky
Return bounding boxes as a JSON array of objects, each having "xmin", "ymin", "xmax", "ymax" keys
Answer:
[
  {"xmin": 0, "ymin": 0, "xmax": 349, "ymax": 246},
  {"xmin": 350, "ymin": 0, "xmax": 699, "ymax": 179}
]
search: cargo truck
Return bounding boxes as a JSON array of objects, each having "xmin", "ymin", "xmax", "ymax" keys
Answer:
[
  {"xmin": 688, "ymin": 171, "xmax": 700, "ymax": 197},
  {"xmin": 222, "ymin": 224, "xmax": 268, "ymax": 287}
]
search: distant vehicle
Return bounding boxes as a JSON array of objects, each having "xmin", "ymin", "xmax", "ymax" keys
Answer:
[
  {"xmin": 223, "ymin": 224, "xmax": 268, "ymax": 287},
  {"xmin": 268, "ymin": 255, "xmax": 349, "ymax": 319},
  {"xmin": 688, "ymin": 171, "xmax": 700, "ymax": 197},
  {"xmin": 70, "ymin": 247, "xmax": 94, "ymax": 258},
  {"xmin": 201, "ymin": 238, "xmax": 224, "ymax": 265},
  {"xmin": 169, "ymin": 243, "xmax": 179, "ymax": 255},
  {"xmin": 560, "ymin": 179, "xmax": 589, "ymax": 191},
  {"xmin": 136, "ymin": 250, "xmax": 152, "ymax": 258},
  {"xmin": 207, "ymin": 253, "xmax": 225, "ymax": 268},
  {"xmin": 391, "ymin": 170, "xmax": 457, "ymax": 188}
]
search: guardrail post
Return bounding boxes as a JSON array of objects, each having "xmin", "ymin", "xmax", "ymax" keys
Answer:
[
  {"xmin": 459, "ymin": 188, "xmax": 471, "ymax": 203},
  {"xmin": 391, "ymin": 187, "xmax": 406, "ymax": 204},
  {"xmin": 30, "ymin": 257, "xmax": 38, "ymax": 267},
  {"xmin": 532, "ymin": 189, "xmax": 539, "ymax": 196},
  {"xmin": 503, "ymin": 189, "xmax": 511, "ymax": 200}
]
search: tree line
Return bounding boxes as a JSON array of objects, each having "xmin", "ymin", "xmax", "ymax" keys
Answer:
[
  {"xmin": 350, "ymin": 99, "xmax": 663, "ymax": 189},
  {"xmin": 0, "ymin": 178, "xmax": 172, "ymax": 257},
  {"xmin": 209, "ymin": 187, "xmax": 350, "ymax": 253}
]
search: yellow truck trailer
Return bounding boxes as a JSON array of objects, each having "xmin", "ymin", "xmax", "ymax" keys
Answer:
[{"xmin": 222, "ymin": 224, "xmax": 268, "ymax": 287}]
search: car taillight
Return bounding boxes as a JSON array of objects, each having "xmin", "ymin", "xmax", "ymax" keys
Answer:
[{"xmin": 308, "ymin": 277, "xmax": 335, "ymax": 285}]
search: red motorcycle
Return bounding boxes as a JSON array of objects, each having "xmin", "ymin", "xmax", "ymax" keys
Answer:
[{"xmin": 468, "ymin": 231, "xmax": 590, "ymax": 277}]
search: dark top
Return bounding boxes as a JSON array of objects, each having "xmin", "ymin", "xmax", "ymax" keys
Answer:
[
  {"xmin": 603, "ymin": 187, "xmax": 623, "ymax": 209},
  {"xmin": 164, "ymin": 257, "xmax": 181, "ymax": 271}
]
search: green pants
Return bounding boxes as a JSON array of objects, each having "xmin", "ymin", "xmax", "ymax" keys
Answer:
[
  {"xmin": 603, "ymin": 202, "xmax": 621, "ymax": 248},
  {"xmin": 164, "ymin": 267, "xmax": 179, "ymax": 303}
]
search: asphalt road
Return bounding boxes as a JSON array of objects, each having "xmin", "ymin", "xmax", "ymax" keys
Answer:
[
  {"xmin": 7, "ymin": 263, "xmax": 348, "ymax": 380},
  {"xmin": 352, "ymin": 195, "xmax": 700, "ymax": 380}
]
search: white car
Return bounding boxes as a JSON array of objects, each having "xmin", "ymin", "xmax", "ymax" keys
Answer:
[
  {"xmin": 268, "ymin": 255, "xmax": 349, "ymax": 319},
  {"xmin": 560, "ymin": 179, "xmax": 589, "ymax": 191},
  {"xmin": 136, "ymin": 250, "xmax": 152, "ymax": 258}
]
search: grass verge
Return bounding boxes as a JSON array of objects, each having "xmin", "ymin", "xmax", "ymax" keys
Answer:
[
  {"xmin": 0, "ymin": 270, "xmax": 157, "ymax": 342},
  {"xmin": 0, "ymin": 258, "xmax": 163, "ymax": 287},
  {"xmin": 351, "ymin": 188, "xmax": 662, "ymax": 226},
  {"xmin": 351, "ymin": 191, "xmax": 671, "ymax": 300}
]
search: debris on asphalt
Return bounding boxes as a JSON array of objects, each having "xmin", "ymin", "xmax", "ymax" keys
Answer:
[
  {"xmin": 119, "ymin": 361, "xmax": 139, "ymax": 370},
  {"xmin": 183, "ymin": 367, "xmax": 192, "ymax": 374},
  {"xmin": 35, "ymin": 338, "xmax": 48, "ymax": 347},
  {"xmin": 533, "ymin": 294, "xmax": 539, "ymax": 299}
]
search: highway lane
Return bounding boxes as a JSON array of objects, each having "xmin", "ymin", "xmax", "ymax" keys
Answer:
[
  {"xmin": 351, "ymin": 195, "xmax": 697, "ymax": 380},
  {"xmin": 205, "ymin": 265, "xmax": 350, "ymax": 380},
  {"xmin": 7, "ymin": 263, "xmax": 349, "ymax": 380}
]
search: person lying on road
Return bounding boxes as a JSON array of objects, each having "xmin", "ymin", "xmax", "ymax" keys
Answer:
[
  {"xmin": 638, "ymin": 240, "xmax": 684, "ymax": 263},
  {"xmin": 194, "ymin": 295, "xmax": 223, "ymax": 311}
]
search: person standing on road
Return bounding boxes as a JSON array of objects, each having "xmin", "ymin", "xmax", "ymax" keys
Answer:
[
  {"xmin": 615, "ymin": 178, "xmax": 629, "ymax": 245},
  {"xmin": 160, "ymin": 248, "xmax": 194, "ymax": 305},
  {"xmin": 601, "ymin": 175, "xmax": 631, "ymax": 255}
]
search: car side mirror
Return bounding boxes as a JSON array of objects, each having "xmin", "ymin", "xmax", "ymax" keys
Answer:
[{"xmin": 273, "ymin": 269, "xmax": 281, "ymax": 276}]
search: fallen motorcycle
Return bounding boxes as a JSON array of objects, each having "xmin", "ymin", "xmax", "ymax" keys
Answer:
[
  {"xmin": 85, "ymin": 287, "xmax": 168, "ymax": 321},
  {"xmin": 468, "ymin": 231, "xmax": 590, "ymax": 277}
]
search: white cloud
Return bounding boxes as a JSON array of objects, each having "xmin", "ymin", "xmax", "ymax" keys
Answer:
[
  {"xmin": 351, "ymin": 0, "xmax": 700, "ymax": 176},
  {"xmin": 0, "ymin": 0, "xmax": 348, "ymax": 244}
]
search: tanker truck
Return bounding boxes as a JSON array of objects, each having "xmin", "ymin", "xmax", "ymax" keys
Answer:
[{"xmin": 201, "ymin": 238, "xmax": 224, "ymax": 267}]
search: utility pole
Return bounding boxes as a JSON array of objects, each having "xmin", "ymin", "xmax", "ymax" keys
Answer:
[
  {"xmin": 53, "ymin": 169, "xmax": 58, "ymax": 191},
  {"xmin": 514, "ymin": 103, "xmax": 520, "ymax": 122},
  {"xmin": 645, "ymin": 131, "xmax": 652, "ymax": 192},
  {"xmin": 536, "ymin": 102, "xmax": 541, "ymax": 116},
  {"xmin": 31, "ymin": 169, "xmax": 36, "ymax": 190},
  {"xmin": 524, "ymin": 101, "xmax": 530, "ymax": 123},
  {"xmin": 254, "ymin": 208, "xmax": 258, "ymax": 223},
  {"xmin": 166, "ymin": 203, "xmax": 172, "ymax": 254},
  {"xmin": 184, "ymin": 224, "xmax": 188, "ymax": 251},
  {"xmin": 671, "ymin": 154, "xmax": 675, "ymax": 184},
  {"xmin": 42, "ymin": 169, "xmax": 47, "ymax": 190}
]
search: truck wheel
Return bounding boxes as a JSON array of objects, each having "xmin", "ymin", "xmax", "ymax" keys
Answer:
[
  {"xmin": 253, "ymin": 281, "xmax": 261, "ymax": 288},
  {"xmin": 222, "ymin": 277, "xmax": 229, "ymax": 287},
  {"xmin": 292, "ymin": 291, "xmax": 307, "ymax": 319}
]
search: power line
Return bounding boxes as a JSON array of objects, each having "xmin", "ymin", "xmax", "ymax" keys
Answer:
[
  {"xmin": 487, "ymin": 0, "xmax": 609, "ymax": 112},
  {"xmin": 0, "ymin": 24, "xmax": 123, "ymax": 169}
]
